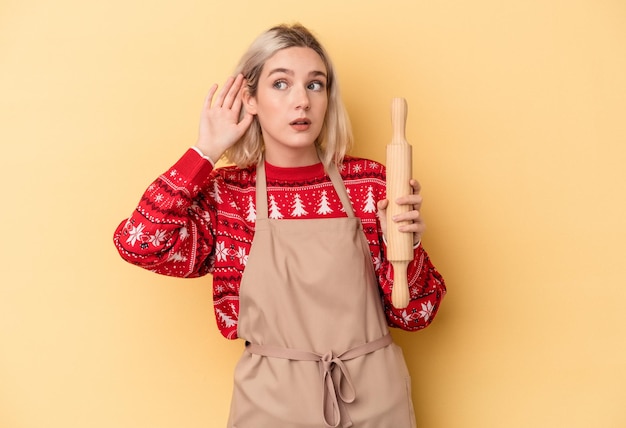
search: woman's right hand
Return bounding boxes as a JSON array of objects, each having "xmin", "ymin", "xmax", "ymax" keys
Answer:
[{"xmin": 195, "ymin": 73, "xmax": 254, "ymax": 163}]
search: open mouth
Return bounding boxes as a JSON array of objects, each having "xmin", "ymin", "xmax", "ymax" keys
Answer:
[{"xmin": 290, "ymin": 118, "xmax": 311, "ymax": 126}]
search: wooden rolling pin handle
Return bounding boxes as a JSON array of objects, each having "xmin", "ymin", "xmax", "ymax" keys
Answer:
[
  {"xmin": 390, "ymin": 261, "xmax": 410, "ymax": 308},
  {"xmin": 386, "ymin": 97, "xmax": 413, "ymax": 308},
  {"xmin": 391, "ymin": 98, "xmax": 408, "ymax": 144}
]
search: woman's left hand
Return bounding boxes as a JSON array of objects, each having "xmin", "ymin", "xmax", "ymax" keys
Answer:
[{"xmin": 377, "ymin": 179, "xmax": 425, "ymax": 246}]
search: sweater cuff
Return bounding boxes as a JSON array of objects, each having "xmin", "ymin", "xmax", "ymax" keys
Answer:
[
  {"xmin": 190, "ymin": 146, "xmax": 216, "ymax": 166},
  {"xmin": 167, "ymin": 148, "xmax": 215, "ymax": 194}
]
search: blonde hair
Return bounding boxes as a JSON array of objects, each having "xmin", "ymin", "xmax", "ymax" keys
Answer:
[{"xmin": 224, "ymin": 24, "xmax": 353, "ymax": 169}]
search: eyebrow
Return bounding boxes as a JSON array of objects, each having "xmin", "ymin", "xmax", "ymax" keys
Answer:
[{"xmin": 266, "ymin": 68, "xmax": 327, "ymax": 79}]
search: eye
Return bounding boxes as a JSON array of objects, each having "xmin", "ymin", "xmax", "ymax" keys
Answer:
[
  {"xmin": 273, "ymin": 80, "xmax": 288, "ymax": 90},
  {"xmin": 308, "ymin": 80, "xmax": 325, "ymax": 91}
]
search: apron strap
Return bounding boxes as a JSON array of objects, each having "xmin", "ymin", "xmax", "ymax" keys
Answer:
[
  {"xmin": 255, "ymin": 155, "xmax": 356, "ymax": 220},
  {"xmin": 326, "ymin": 162, "xmax": 356, "ymax": 218},
  {"xmin": 255, "ymin": 160, "xmax": 269, "ymax": 220}
]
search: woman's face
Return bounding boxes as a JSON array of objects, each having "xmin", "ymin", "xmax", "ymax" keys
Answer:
[{"xmin": 245, "ymin": 46, "xmax": 328, "ymax": 166}]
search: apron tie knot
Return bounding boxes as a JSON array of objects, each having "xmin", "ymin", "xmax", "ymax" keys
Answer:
[
  {"xmin": 245, "ymin": 334, "xmax": 393, "ymax": 428},
  {"xmin": 320, "ymin": 351, "xmax": 356, "ymax": 427}
]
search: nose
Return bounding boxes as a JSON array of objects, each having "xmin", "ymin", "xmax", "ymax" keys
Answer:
[{"xmin": 294, "ymin": 86, "xmax": 311, "ymax": 111}]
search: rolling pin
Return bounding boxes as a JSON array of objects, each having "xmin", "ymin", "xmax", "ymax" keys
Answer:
[{"xmin": 386, "ymin": 97, "xmax": 413, "ymax": 308}]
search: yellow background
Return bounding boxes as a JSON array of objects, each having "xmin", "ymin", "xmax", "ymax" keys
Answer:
[{"xmin": 1, "ymin": 0, "xmax": 625, "ymax": 427}]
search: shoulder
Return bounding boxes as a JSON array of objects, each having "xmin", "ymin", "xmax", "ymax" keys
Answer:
[
  {"xmin": 339, "ymin": 156, "xmax": 386, "ymax": 201},
  {"xmin": 212, "ymin": 164, "xmax": 256, "ymax": 188},
  {"xmin": 339, "ymin": 156, "xmax": 386, "ymax": 181}
]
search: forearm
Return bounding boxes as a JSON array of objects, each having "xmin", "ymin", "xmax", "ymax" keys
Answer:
[
  {"xmin": 113, "ymin": 149, "xmax": 216, "ymax": 277},
  {"xmin": 378, "ymin": 245, "xmax": 447, "ymax": 330}
]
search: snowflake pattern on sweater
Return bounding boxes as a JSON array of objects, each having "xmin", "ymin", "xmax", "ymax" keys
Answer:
[{"xmin": 114, "ymin": 149, "xmax": 446, "ymax": 339}]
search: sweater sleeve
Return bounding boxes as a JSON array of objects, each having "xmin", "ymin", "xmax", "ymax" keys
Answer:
[
  {"xmin": 113, "ymin": 148, "xmax": 217, "ymax": 278},
  {"xmin": 377, "ymin": 242, "xmax": 447, "ymax": 331}
]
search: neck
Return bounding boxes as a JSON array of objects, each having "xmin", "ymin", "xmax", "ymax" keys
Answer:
[{"xmin": 264, "ymin": 145, "xmax": 320, "ymax": 167}]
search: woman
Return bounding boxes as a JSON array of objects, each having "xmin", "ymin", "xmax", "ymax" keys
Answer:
[{"xmin": 114, "ymin": 23, "xmax": 446, "ymax": 427}]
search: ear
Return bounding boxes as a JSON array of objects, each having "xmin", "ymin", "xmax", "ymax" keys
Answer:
[{"xmin": 242, "ymin": 88, "xmax": 257, "ymax": 115}]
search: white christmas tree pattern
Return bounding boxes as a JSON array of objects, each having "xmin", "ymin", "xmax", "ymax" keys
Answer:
[
  {"xmin": 316, "ymin": 190, "xmax": 333, "ymax": 215},
  {"xmin": 245, "ymin": 196, "xmax": 256, "ymax": 222},
  {"xmin": 290, "ymin": 193, "xmax": 308, "ymax": 217},
  {"xmin": 363, "ymin": 186, "xmax": 377, "ymax": 213},
  {"xmin": 216, "ymin": 308, "xmax": 237, "ymax": 328},
  {"xmin": 269, "ymin": 195, "xmax": 284, "ymax": 219},
  {"xmin": 209, "ymin": 181, "xmax": 223, "ymax": 203}
]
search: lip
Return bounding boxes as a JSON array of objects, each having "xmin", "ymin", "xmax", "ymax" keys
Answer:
[
  {"xmin": 290, "ymin": 117, "xmax": 311, "ymax": 125},
  {"xmin": 290, "ymin": 117, "xmax": 311, "ymax": 131}
]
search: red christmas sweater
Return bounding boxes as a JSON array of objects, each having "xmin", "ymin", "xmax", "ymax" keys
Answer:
[{"xmin": 114, "ymin": 149, "xmax": 446, "ymax": 339}]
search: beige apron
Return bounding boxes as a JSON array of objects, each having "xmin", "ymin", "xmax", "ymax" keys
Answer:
[{"xmin": 227, "ymin": 160, "xmax": 417, "ymax": 428}]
